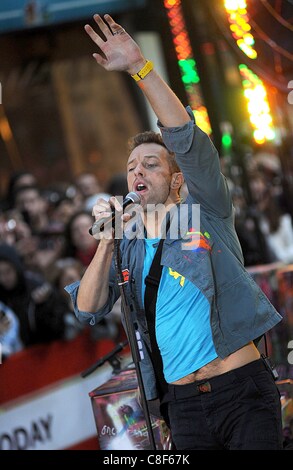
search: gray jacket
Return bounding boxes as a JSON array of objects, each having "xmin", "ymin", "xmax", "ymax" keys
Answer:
[{"xmin": 65, "ymin": 108, "xmax": 282, "ymax": 399}]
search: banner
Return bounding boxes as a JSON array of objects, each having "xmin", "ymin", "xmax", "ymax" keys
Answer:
[{"xmin": 0, "ymin": 330, "xmax": 129, "ymax": 450}]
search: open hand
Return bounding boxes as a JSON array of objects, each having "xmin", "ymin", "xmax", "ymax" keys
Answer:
[{"xmin": 84, "ymin": 14, "xmax": 146, "ymax": 75}]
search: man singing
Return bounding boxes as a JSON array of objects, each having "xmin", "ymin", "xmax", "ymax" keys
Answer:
[{"xmin": 66, "ymin": 14, "xmax": 283, "ymax": 450}]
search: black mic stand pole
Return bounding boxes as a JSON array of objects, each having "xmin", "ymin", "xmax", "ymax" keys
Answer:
[
  {"xmin": 114, "ymin": 237, "xmax": 156, "ymax": 450},
  {"xmin": 81, "ymin": 339, "xmax": 128, "ymax": 378}
]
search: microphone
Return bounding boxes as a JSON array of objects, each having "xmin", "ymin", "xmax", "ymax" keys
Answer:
[{"xmin": 89, "ymin": 191, "xmax": 141, "ymax": 236}]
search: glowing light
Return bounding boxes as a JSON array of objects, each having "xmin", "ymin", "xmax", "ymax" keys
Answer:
[
  {"xmin": 243, "ymin": 33, "xmax": 254, "ymax": 46},
  {"xmin": 237, "ymin": 39, "xmax": 257, "ymax": 59},
  {"xmin": 239, "ymin": 64, "xmax": 275, "ymax": 144},
  {"xmin": 224, "ymin": 0, "xmax": 257, "ymax": 59},
  {"xmin": 0, "ymin": 117, "xmax": 13, "ymax": 141},
  {"xmin": 179, "ymin": 59, "xmax": 200, "ymax": 84},
  {"xmin": 253, "ymin": 129, "xmax": 265, "ymax": 144},
  {"xmin": 193, "ymin": 108, "xmax": 212, "ymax": 136},
  {"xmin": 222, "ymin": 133, "xmax": 233, "ymax": 149},
  {"xmin": 164, "ymin": 0, "xmax": 211, "ymax": 134}
]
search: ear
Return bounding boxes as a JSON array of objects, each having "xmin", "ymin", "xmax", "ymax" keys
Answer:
[{"xmin": 171, "ymin": 172, "xmax": 184, "ymax": 190}]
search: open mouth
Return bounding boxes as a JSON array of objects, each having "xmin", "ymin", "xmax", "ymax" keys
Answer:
[{"xmin": 135, "ymin": 182, "xmax": 148, "ymax": 192}]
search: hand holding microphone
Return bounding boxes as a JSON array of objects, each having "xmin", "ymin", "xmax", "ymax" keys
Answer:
[{"xmin": 89, "ymin": 192, "xmax": 141, "ymax": 238}]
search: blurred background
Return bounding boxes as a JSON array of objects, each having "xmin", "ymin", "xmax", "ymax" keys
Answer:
[{"xmin": 0, "ymin": 0, "xmax": 293, "ymax": 450}]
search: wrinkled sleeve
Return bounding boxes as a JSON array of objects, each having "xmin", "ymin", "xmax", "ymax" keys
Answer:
[
  {"xmin": 64, "ymin": 263, "xmax": 120, "ymax": 326},
  {"xmin": 158, "ymin": 106, "xmax": 232, "ymax": 218}
]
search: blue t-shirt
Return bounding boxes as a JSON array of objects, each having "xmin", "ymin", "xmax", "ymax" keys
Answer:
[{"xmin": 142, "ymin": 238, "xmax": 217, "ymax": 383}]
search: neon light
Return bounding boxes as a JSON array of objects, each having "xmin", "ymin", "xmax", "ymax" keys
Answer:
[
  {"xmin": 164, "ymin": 0, "xmax": 211, "ymax": 135},
  {"xmin": 224, "ymin": 0, "xmax": 257, "ymax": 59},
  {"xmin": 239, "ymin": 64, "xmax": 275, "ymax": 144}
]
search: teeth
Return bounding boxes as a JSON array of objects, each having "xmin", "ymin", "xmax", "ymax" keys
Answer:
[{"xmin": 137, "ymin": 184, "xmax": 146, "ymax": 191}]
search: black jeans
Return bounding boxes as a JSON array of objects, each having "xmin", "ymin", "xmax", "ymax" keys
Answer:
[{"xmin": 165, "ymin": 359, "xmax": 283, "ymax": 450}]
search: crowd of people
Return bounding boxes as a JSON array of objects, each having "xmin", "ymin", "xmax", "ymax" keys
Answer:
[
  {"xmin": 228, "ymin": 149, "xmax": 293, "ymax": 267},
  {"xmin": 0, "ymin": 170, "xmax": 127, "ymax": 360},
  {"xmin": 1, "ymin": 149, "xmax": 293, "ymax": 364}
]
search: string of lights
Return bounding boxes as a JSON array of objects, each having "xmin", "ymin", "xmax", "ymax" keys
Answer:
[
  {"xmin": 206, "ymin": 1, "xmax": 289, "ymax": 92},
  {"xmin": 259, "ymin": 0, "xmax": 293, "ymax": 31},
  {"xmin": 223, "ymin": 0, "xmax": 292, "ymax": 62},
  {"xmin": 239, "ymin": 64, "xmax": 275, "ymax": 144},
  {"xmin": 222, "ymin": 1, "xmax": 284, "ymax": 144},
  {"xmin": 163, "ymin": 0, "xmax": 211, "ymax": 135},
  {"xmin": 224, "ymin": 0, "xmax": 257, "ymax": 59}
]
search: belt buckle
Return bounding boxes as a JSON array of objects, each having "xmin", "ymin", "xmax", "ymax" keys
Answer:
[{"xmin": 197, "ymin": 381, "xmax": 211, "ymax": 393}]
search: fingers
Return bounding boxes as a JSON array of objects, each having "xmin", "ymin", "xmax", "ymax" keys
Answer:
[
  {"xmin": 110, "ymin": 196, "xmax": 123, "ymax": 212},
  {"xmin": 103, "ymin": 14, "xmax": 121, "ymax": 33},
  {"xmin": 85, "ymin": 14, "xmax": 122, "ymax": 44},
  {"xmin": 92, "ymin": 196, "xmax": 122, "ymax": 223},
  {"xmin": 91, "ymin": 195, "xmax": 131, "ymax": 240},
  {"xmin": 92, "ymin": 53, "xmax": 107, "ymax": 67},
  {"xmin": 103, "ymin": 14, "xmax": 122, "ymax": 32},
  {"xmin": 84, "ymin": 24, "xmax": 104, "ymax": 47},
  {"xmin": 93, "ymin": 14, "xmax": 112, "ymax": 39},
  {"xmin": 92, "ymin": 199, "xmax": 112, "ymax": 219},
  {"xmin": 86, "ymin": 14, "xmax": 124, "ymax": 40}
]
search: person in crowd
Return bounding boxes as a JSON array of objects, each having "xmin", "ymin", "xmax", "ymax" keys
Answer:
[
  {"xmin": 51, "ymin": 258, "xmax": 85, "ymax": 340},
  {"xmin": 63, "ymin": 210, "xmax": 99, "ymax": 267},
  {"xmin": 13, "ymin": 185, "xmax": 64, "ymax": 274},
  {"xmin": 232, "ymin": 185, "xmax": 272, "ymax": 266},
  {"xmin": 53, "ymin": 257, "xmax": 119, "ymax": 340},
  {"xmin": 1, "ymin": 171, "xmax": 37, "ymax": 211},
  {"xmin": 75, "ymin": 172, "xmax": 103, "ymax": 201},
  {"xmin": 250, "ymin": 174, "xmax": 293, "ymax": 264},
  {"xmin": 0, "ymin": 243, "xmax": 66, "ymax": 347},
  {"xmin": 0, "ymin": 209, "xmax": 31, "ymax": 248},
  {"xmin": 66, "ymin": 14, "xmax": 283, "ymax": 450},
  {"xmin": 106, "ymin": 173, "xmax": 129, "ymax": 199},
  {"xmin": 283, "ymin": 418, "xmax": 293, "ymax": 450},
  {"xmin": 13, "ymin": 185, "xmax": 49, "ymax": 233},
  {"xmin": 0, "ymin": 300, "xmax": 23, "ymax": 360},
  {"xmin": 51, "ymin": 195, "xmax": 80, "ymax": 227},
  {"xmin": 75, "ymin": 172, "xmax": 111, "ymax": 212}
]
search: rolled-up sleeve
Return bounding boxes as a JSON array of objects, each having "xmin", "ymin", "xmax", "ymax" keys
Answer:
[{"xmin": 64, "ymin": 281, "xmax": 118, "ymax": 326}]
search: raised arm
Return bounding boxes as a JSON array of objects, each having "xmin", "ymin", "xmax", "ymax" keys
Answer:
[{"xmin": 85, "ymin": 14, "xmax": 190, "ymax": 128}]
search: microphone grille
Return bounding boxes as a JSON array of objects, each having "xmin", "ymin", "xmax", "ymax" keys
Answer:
[{"xmin": 126, "ymin": 191, "xmax": 141, "ymax": 204}]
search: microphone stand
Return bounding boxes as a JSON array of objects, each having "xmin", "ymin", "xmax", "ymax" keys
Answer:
[
  {"xmin": 81, "ymin": 340, "xmax": 128, "ymax": 378},
  {"xmin": 114, "ymin": 237, "xmax": 156, "ymax": 450}
]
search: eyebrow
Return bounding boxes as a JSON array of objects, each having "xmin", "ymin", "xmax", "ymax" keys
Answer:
[{"xmin": 127, "ymin": 155, "xmax": 161, "ymax": 166}]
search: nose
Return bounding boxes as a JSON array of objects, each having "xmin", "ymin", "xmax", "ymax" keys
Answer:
[{"xmin": 134, "ymin": 162, "xmax": 144, "ymax": 177}]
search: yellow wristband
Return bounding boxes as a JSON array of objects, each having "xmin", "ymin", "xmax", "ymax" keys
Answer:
[{"xmin": 131, "ymin": 60, "xmax": 154, "ymax": 81}]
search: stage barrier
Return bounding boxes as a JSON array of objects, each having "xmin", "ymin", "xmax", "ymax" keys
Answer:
[{"xmin": 0, "ymin": 329, "xmax": 120, "ymax": 450}]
